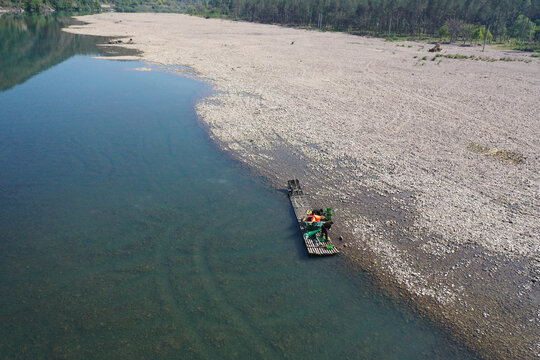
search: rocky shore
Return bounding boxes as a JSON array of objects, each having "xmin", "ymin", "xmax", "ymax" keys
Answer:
[{"xmin": 65, "ymin": 13, "xmax": 539, "ymax": 359}]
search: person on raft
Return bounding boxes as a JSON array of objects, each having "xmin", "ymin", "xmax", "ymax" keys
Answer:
[
  {"xmin": 304, "ymin": 208, "xmax": 327, "ymax": 224},
  {"xmin": 322, "ymin": 220, "xmax": 333, "ymax": 242},
  {"xmin": 304, "ymin": 213, "xmax": 322, "ymax": 224}
]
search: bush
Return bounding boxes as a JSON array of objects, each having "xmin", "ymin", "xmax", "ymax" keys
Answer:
[{"xmin": 438, "ymin": 25, "xmax": 449, "ymax": 41}]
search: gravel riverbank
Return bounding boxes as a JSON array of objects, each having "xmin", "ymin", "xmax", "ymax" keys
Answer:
[{"xmin": 66, "ymin": 13, "xmax": 539, "ymax": 359}]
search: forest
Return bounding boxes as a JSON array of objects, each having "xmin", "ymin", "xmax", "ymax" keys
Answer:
[
  {"xmin": 0, "ymin": 0, "xmax": 101, "ymax": 12},
  {"xmin": 1, "ymin": 0, "xmax": 538, "ymax": 44},
  {"xmin": 192, "ymin": 0, "xmax": 539, "ymax": 43}
]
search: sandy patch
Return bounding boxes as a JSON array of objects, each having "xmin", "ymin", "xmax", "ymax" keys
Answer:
[{"xmin": 65, "ymin": 13, "xmax": 539, "ymax": 359}]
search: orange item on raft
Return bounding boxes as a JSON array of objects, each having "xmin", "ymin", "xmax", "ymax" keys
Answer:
[{"xmin": 306, "ymin": 214, "xmax": 322, "ymax": 223}]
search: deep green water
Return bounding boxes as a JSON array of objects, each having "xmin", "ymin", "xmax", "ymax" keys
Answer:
[
  {"xmin": 0, "ymin": 14, "xmax": 137, "ymax": 92},
  {"xmin": 0, "ymin": 17, "xmax": 477, "ymax": 359}
]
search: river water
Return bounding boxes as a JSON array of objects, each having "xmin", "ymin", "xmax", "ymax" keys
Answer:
[{"xmin": 0, "ymin": 15, "xmax": 477, "ymax": 359}]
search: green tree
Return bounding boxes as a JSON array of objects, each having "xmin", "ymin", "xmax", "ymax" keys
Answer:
[
  {"xmin": 26, "ymin": 0, "xmax": 42, "ymax": 12},
  {"xmin": 513, "ymin": 14, "xmax": 536, "ymax": 41},
  {"xmin": 462, "ymin": 23, "xmax": 475, "ymax": 43},
  {"xmin": 445, "ymin": 19, "xmax": 464, "ymax": 43},
  {"xmin": 472, "ymin": 26, "xmax": 484, "ymax": 43},
  {"xmin": 438, "ymin": 24, "xmax": 449, "ymax": 40}
]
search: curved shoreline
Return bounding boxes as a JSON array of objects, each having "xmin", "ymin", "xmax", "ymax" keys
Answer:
[{"xmin": 65, "ymin": 13, "xmax": 540, "ymax": 359}]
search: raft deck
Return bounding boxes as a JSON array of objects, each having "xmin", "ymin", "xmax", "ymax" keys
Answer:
[{"xmin": 288, "ymin": 179, "xmax": 339, "ymax": 256}]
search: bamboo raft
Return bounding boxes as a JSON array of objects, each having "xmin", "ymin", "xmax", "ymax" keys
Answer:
[{"xmin": 288, "ymin": 179, "xmax": 339, "ymax": 256}]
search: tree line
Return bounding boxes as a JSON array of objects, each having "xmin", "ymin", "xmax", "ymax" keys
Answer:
[
  {"xmin": 0, "ymin": 0, "xmax": 201, "ymax": 13},
  {"xmin": 1, "ymin": 0, "xmax": 101, "ymax": 13},
  {"xmin": 1, "ymin": 0, "xmax": 537, "ymax": 43},
  {"xmin": 192, "ymin": 0, "xmax": 538, "ymax": 43}
]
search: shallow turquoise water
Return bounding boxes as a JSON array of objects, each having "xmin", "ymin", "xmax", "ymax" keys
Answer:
[{"xmin": 0, "ymin": 25, "xmax": 476, "ymax": 360}]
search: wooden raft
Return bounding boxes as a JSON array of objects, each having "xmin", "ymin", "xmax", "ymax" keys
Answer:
[{"xmin": 287, "ymin": 179, "xmax": 339, "ymax": 256}]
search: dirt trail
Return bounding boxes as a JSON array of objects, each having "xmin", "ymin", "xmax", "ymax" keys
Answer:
[{"xmin": 65, "ymin": 13, "xmax": 540, "ymax": 359}]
